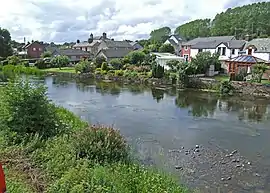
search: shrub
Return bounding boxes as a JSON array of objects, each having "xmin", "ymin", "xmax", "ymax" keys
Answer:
[
  {"xmin": 220, "ymin": 80, "xmax": 233, "ymax": 95},
  {"xmin": 0, "ymin": 78, "xmax": 67, "ymax": 143},
  {"xmin": 101, "ymin": 62, "xmax": 108, "ymax": 71},
  {"xmin": 75, "ymin": 60, "xmax": 95, "ymax": 74},
  {"xmin": 72, "ymin": 125, "xmax": 130, "ymax": 164},
  {"xmin": 152, "ymin": 64, "xmax": 165, "ymax": 78},
  {"xmin": 7, "ymin": 55, "xmax": 21, "ymax": 65},
  {"xmin": 109, "ymin": 58, "xmax": 123, "ymax": 70},
  {"xmin": 126, "ymin": 51, "xmax": 146, "ymax": 65},
  {"xmin": 35, "ymin": 59, "xmax": 47, "ymax": 69},
  {"xmin": 95, "ymin": 56, "xmax": 106, "ymax": 68},
  {"xmin": 50, "ymin": 55, "xmax": 70, "ymax": 69},
  {"xmin": 115, "ymin": 70, "xmax": 124, "ymax": 76},
  {"xmin": 47, "ymin": 162, "xmax": 187, "ymax": 193}
]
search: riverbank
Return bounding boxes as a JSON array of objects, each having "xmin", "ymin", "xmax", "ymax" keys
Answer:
[{"xmin": 0, "ymin": 78, "xmax": 188, "ymax": 193}]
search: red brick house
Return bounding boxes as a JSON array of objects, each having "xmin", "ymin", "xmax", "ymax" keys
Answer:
[{"xmin": 22, "ymin": 41, "xmax": 45, "ymax": 58}]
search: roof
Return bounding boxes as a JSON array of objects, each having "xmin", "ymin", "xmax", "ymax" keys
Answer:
[
  {"xmin": 170, "ymin": 34, "xmax": 186, "ymax": 42},
  {"xmin": 167, "ymin": 39, "xmax": 178, "ymax": 47},
  {"xmin": 103, "ymin": 40, "xmax": 133, "ymax": 49},
  {"xmin": 227, "ymin": 55, "xmax": 268, "ymax": 63},
  {"xmin": 183, "ymin": 36, "xmax": 235, "ymax": 46},
  {"xmin": 244, "ymin": 38, "xmax": 270, "ymax": 53},
  {"xmin": 225, "ymin": 40, "xmax": 246, "ymax": 49},
  {"xmin": 73, "ymin": 40, "xmax": 101, "ymax": 48},
  {"xmin": 22, "ymin": 41, "xmax": 44, "ymax": 49},
  {"xmin": 98, "ymin": 48, "xmax": 132, "ymax": 58},
  {"xmin": 151, "ymin": 52, "xmax": 178, "ymax": 57},
  {"xmin": 60, "ymin": 49, "xmax": 89, "ymax": 56}
]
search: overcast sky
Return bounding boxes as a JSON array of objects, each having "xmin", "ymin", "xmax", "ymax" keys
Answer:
[{"xmin": 0, "ymin": 0, "xmax": 267, "ymax": 43}]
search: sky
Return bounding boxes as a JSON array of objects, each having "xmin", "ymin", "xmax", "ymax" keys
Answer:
[{"xmin": 0, "ymin": 0, "xmax": 268, "ymax": 43}]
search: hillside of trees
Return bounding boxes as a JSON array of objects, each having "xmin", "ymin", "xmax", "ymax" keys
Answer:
[{"xmin": 141, "ymin": 1, "xmax": 270, "ymax": 44}]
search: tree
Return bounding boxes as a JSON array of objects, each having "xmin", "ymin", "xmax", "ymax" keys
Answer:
[
  {"xmin": 0, "ymin": 27, "xmax": 13, "ymax": 58},
  {"xmin": 152, "ymin": 64, "xmax": 165, "ymax": 78},
  {"xmin": 190, "ymin": 51, "xmax": 218, "ymax": 74},
  {"xmin": 150, "ymin": 27, "xmax": 171, "ymax": 43},
  {"xmin": 50, "ymin": 55, "xmax": 70, "ymax": 69},
  {"xmin": 126, "ymin": 51, "xmax": 146, "ymax": 65},
  {"xmin": 166, "ymin": 60, "xmax": 181, "ymax": 73},
  {"xmin": 41, "ymin": 51, "xmax": 52, "ymax": 58},
  {"xmin": 252, "ymin": 63, "xmax": 268, "ymax": 83},
  {"xmin": 159, "ymin": 44, "xmax": 175, "ymax": 53},
  {"xmin": 174, "ymin": 19, "xmax": 211, "ymax": 40}
]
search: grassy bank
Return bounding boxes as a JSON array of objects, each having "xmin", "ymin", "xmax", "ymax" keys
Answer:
[
  {"xmin": 42, "ymin": 67, "xmax": 76, "ymax": 73},
  {"xmin": 0, "ymin": 78, "xmax": 188, "ymax": 193}
]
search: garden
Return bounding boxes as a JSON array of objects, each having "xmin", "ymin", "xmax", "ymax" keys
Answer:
[{"xmin": 0, "ymin": 77, "xmax": 188, "ymax": 193}]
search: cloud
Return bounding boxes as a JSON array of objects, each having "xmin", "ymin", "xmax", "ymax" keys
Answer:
[{"xmin": 0, "ymin": 0, "xmax": 265, "ymax": 43}]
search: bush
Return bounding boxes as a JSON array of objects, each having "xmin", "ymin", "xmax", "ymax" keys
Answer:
[
  {"xmin": 109, "ymin": 58, "xmax": 123, "ymax": 70},
  {"xmin": 7, "ymin": 55, "xmax": 21, "ymax": 65},
  {"xmin": 101, "ymin": 62, "xmax": 108, "ymax": 71},
  {"xmin": 72, "ymin": 125, "xmax": 129, "ymax": 164},
  {"xmin": 95, "ymin": 56, "xmax": 106, "ymax": 68},
  {"xmin": 152, "ymin": 64, "xmax": 165, "ymax": 78},
  {"xmin": 126, "ymin": 51, "xmax": 146, "ymax": 65},
  {"xmin": 0, "ymin": 78, "xmax": 67, "ymax": 143},
  {"xmin": 75, "ymin": 60, "xmax": 95, "ymax": 74},
  {"xmin": 220, "ymin": 80, "xmax": 233, "ymax": 95},
  {"xmin": 35, "ymin": 59, "xmax": 47, "ymax": 69},
  {"xmin": 115, "ymin": 70, "xmax": 124, "ymax": 76},
  {"xmin": 47, "ymin": 162, "xmax": 187, "ymax": 193}
]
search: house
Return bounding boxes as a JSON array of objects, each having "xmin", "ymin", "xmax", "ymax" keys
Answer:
[
  {"xmin": 226, "ymin": 55, "xmax": 269, "ymax": 80},
  {"xmin": 96, "ymin": 48, "xmax": 132, "ymax": 61},
  {"xmin": 73, "ymin": 33, "xmax": 110, "ymax": 56},
  {"xmin": 151, "ymin": 52, "xmax": 185, "ymax": 70},
  {"xmin": 164, "ymin": 34, "xmax": 185, "ymax": 56},
  {"xmin": 22, "ymin": 41, "xmax": 45, "ymax": 58},
  {"xmin": 181, "ymin": 36, "xmax": 236, "ymax": 62},
  {"xmin": 49, "ymin": 47, "xmax": 89, "ymax": 62},
  {"xmin": 129, "ymin": 42, "xmax": 143, "ymax": 50},
  {"xmin": 242, "ymin": 38, "xmax": 270, "ymax": 61}
]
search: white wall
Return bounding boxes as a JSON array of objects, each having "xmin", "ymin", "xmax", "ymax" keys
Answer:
[
  {"xmin": 242, "ymin": 49, "xmax": 270, "ymax": 61},
  {"xmin": 156, "ymin": 57, "xmax": 184, "ymax": 70}
]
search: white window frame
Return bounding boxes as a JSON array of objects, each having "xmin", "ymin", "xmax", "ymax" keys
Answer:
[
  {"xmin": 33, "ymin": 47, "xmax": 36, "ymax": 51},
  {"xmin": 183, "ymin": 54, "xmax": 189, "ymax": 62},
  {"xmin": 184, "ymin": 46, "xmax": 188, "ymax": 50}
]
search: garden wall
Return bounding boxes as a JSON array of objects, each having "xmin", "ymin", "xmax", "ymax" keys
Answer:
[{"xmin": 231, "ymin": 81, "xmax": 270, "ymax": 97}]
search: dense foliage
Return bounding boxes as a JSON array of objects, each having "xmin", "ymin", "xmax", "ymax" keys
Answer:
[
  {"xmin": 252, "ymin": 63, "xmax": 268, "ymax": 83},
  {"xmin": 148, "ymin": 2, "xmax": 269, "ymax": 42},
  {"xmin": 152, "ymin": 64, "xmax": 165, "ymax": 78},
  {"xmin": 50, "ymin": 55, "xmax": 70, "ymax": 69},
  {"xmin": 0, "ymin": 78, "xmax": 187, "ymax": 193},
  {"xmin": 75, "ymin": 59, "xmax": 95, "ymax": 73},
  {"xmin": 0, "ymin": 27, "xmax": 13, "ymax": 58},
  {"xmin": 159, "ymin": 44, "xmax": 175, "ymax": 53}
]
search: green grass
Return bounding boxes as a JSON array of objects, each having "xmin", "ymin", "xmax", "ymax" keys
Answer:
[
  {"xmin": 213, "ymin": 74, "xmax": 229, "ymax": 81},
  {"xmin": 261, "ymin": 79, "xmax": 270, "ymax": 85},
  {"xmin": 42, "ymin": 67, "xmax": 76, "ymax": 73}
]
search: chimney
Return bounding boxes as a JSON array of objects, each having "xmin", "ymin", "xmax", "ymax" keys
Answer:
[
  {"xmin": 102, "ymin": 32, "xmax": 107, "ymax": 40},
  {"xmin": 88, "ymin": 33, "xmax": 93, "ymax": 43},
  {"xmin": 245, "ymin": 34, "xmax": 251, "ymax": 41},
  {"xmin": 76, "ymin": 39, "xmax": 80, "ymax": 43}
]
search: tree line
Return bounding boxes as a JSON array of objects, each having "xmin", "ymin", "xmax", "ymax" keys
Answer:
[{"xmin": 138, "ymin": 1, "xmax": 270, "ymax": 46}]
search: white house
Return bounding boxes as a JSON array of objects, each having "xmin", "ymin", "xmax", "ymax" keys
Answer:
[
  {"xmin": 241, "ymin": 38, "xmax": 270, "ymax": 61},
  {"xmin": 164, "ymin": 35, "xmax": 185, "ymax": 56},
  {"xmin": 151, "ymin": 52, "xmax": 185, "ymax": 70}
]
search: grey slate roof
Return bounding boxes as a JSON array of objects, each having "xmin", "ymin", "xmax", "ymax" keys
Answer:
[
  {"xmin": 170, "ymin": 34, "xmax": 186, "ymax": 42},
  {"xmin": 183, "ymin": 36, "xmax": 235, "ymax": 46},
  {"xmin": 227, "ymin": 55, "xmax": 268, "ymax": 63},
  {"xmin": 225, "ymin": 40, "xmax": 246, "ymax": 49},
  {"xmin": 103, "ymin": 40, "xmax": 133, "ymax": 49},
  {"xmin": 98, "ymin": 48, "xmax": 132, "ymax": 58},
  {"xmin": 61, "ymin": 49, "xmax": 89, "ymax": 56},
  {"xmin": 244, "ymin": 38, "xmax": 270, "ymax": 53}
]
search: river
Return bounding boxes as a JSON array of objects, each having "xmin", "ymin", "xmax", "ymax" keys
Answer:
[{"xmin": 38, "ymin": 76, "xmax": 270, "ymax": 192}]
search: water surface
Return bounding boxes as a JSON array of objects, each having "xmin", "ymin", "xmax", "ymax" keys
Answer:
[{"xmin": 42, "ymin": 76, "xmax": 270, "ymax": 192}]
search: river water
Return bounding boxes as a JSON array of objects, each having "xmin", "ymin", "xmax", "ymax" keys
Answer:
[{"xmin": 40, "ymin": 76, "xmax": 270, "ymax": 192}]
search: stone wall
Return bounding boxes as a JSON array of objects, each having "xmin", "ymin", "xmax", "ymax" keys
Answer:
[{"xmin": 231, "ymin": 81, "xmax": 270, "ymax": 97}]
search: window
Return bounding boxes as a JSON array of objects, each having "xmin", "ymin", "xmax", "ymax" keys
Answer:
[
  {"xmin": 222, "ymin": 47, "xmax": 226, "ymax": 56},
  {"xmin": 39, "ymin": 47, "xmax": 42, "ymax": 51},
  {"xmin": 217, "ymin": 47, "xmax": 221, "ymax": 55},
  {"xmin": 232, "ymin": 49, "xmax": 235, "ymax": 55},
  {"xmin": 198, "ymin": 49, "xmax": 203, "ymax": 53},
  {"xmin": 33, "ymin": 47, "xmax": 36, "ymax": 51},
  {"xmin": 184, "ymin": 55, "xmax": 189, "ymax": 62},
  {"xmin": 184, "ymin": 46, "xmax": 188, "ymax": 50},
  {"xmin": 248, "ymin": 49, "xmax": 252, "ymax": 55}
]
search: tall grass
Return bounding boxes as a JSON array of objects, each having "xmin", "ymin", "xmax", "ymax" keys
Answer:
[{"xmin": 0, "ymin": 65, "xmax": 44, "ymax": 76}]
